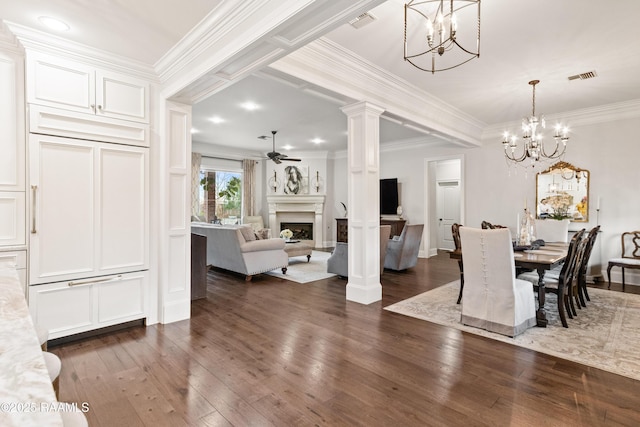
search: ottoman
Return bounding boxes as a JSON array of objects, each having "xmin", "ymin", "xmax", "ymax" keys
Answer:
[{"xmin": 283, "ymin": 241, "xmax": 313, "ymax": 261}]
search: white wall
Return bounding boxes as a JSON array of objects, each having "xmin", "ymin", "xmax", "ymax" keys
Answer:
[{"xmin": 332, "ymin": 114, "xmax": 640, "ymax": 285}]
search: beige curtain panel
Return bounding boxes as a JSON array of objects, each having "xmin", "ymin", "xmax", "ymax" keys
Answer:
[
  {"xmin": 191, "ymin": 153, "xmax": 202, "ymax": 216},
  {"xmin": 243, "ymin": 159, "xmax": 257, "ymax": 217}
]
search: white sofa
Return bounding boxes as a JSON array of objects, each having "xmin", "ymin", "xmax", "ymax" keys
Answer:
[{"xmin": 191, "ymin": 223, "xmax": 288, "ymax": 281}]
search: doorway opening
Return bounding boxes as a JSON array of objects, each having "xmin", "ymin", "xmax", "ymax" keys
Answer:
[{"xmin": 424, "ymin": 156, "xmax": 464, "ymax": 257}]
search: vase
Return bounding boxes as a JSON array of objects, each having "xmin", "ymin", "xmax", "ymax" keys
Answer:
[{"xmin": 518, "ymin": 208, "xmax": 537, "ymax": 246}]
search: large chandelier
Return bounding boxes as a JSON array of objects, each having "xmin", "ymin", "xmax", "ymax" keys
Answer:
[
  {"xmin": 403, "ymin": 0, "xmax": 480, "ymax": 74},
  {"xmin": 502, "ymin": 80, "xmax": 570, "ymax": 167}
]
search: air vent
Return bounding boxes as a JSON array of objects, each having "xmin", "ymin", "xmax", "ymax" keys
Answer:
[
  {"xmin": 349, "ymin": 12, "xmax": 376, "ymax": 29},
  {"xmin": 568, "ymin": 70, "xmax": 598, "ymax": 81}
]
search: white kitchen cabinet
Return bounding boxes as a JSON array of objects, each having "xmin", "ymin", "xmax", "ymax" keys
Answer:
[
  {"xmin": 29, "ymin": 134, "xmax": 148, "ymax": 284},
  {"xmin": 0, "ymin": 50, "xmax": 25, "ymax": 191},
  {"xmin": 0, "ymin": 192, "xmax": 25, "ymax": 247},
  {"xmin": 26, "ymin": 51, "xmax": 149, "ymax": 123},
  {"xmin": 0, "ymin": 49, "xmax": 26, "ymax": 250},
  {"xmin": 0, "ymin": 250, "xmax": 27, "ymax": 293},
  {"xmin": 28, "ymin": 270, "xmax": 148, "ymax": 340}
]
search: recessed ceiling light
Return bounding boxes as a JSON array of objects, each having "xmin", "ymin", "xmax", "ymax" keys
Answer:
[
  {"xmin": 190, "ymin": 128, "xmax": 200, "ymax": 134},
  {"xmin": 240, "ymin": 101, "xmax": 260, "ymax": 111},
  {"xmin": 282, "ymin": 145, "xmax": 294, "ymax": 150},
  {"xmin": 38, "ymin": 16, "xmax": 70, "ymax": 32},
  {"xmin": 311, "ymin": 138, "xmax": 325, "ymax": 144},
  {"xmin": 209, "ymin": 116, "xmax": 225, "ymax": 124}
]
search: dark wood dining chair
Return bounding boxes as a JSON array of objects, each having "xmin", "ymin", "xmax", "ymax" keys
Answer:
[
  {"xmin": 607, "ymin": 231, "xmax": 640, "ymax": 291},
  {"xmin": 576, "ymin": 225, "xmax": 600, "ymax": 306},
  {"xmin": 481, "ymin": 221, "xmax": 507, "ymax": 230},
  {"xmin": 452, "ymin": 223, "xmax": 464, "ymax": 304},
  {"xmin": 568, "ymin": 236, "xmax": 588, "ymax": 316},
  {"xmin": 518, "ymin": 229, "xmax": 585, "ymax": 328}
]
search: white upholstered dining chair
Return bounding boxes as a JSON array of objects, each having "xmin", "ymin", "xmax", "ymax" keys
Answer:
[{"xmin": 459, "ymin": 227, "xmax": 537, "ymax": 337}]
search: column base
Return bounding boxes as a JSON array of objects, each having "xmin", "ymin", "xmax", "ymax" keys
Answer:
[{"xmin": 346, "ymin": 282, "xmax": 382, "ymax": 305}]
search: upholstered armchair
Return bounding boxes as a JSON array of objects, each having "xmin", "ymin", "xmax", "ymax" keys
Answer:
[
  {"xmin": 327, "ymin": 225, "xmax": 391, "ymax": 278},
  {"xmin": 383, "ymin": 224, "xmax": 424, "ymax": 271},
  {"xmin": 535, "ymin": 218, "xmax": 570, "ymax": 243},
  {"xmin": 459, "ymin": 227, "xmax": 536, "ymax": 336}
]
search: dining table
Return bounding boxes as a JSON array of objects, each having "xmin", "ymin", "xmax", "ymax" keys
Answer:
[{"xmin": 449, "ymin": 242, "xmax": 569, "ymax": 327}]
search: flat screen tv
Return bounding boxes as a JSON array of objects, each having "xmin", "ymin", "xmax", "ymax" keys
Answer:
[{"xmin": 380, "ymin": 178, "xmax": 399, "ymax": 215}]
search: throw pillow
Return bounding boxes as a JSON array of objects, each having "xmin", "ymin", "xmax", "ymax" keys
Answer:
[
  {"xmin": 239, "ymin": 225, "xmax": 256, "ymax": 242},
  {"xmin": 255, "ymin": 228, "xmax": 270, "ymax": 240}
]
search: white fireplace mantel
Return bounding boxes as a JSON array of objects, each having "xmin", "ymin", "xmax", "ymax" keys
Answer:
[{"xmin": 267, "ymin": 195, "xmax": 325, "ymax": 248}]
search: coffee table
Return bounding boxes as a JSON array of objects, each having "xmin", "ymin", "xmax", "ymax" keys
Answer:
[{"xmin": 283, "ymin": 240, "xmax": 313, "ymax": 261}]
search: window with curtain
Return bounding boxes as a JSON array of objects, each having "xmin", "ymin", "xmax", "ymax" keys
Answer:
[
  {"xmin": 198, "ymin": 156, "xmax": 243, "ymax": 224},
  {"xmin": 198, "ymin": 168, "xmax": 243, "ymax": 224}
]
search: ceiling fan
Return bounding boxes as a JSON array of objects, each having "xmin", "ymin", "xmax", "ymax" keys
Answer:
[{"xmin": 259, "ymin": 130, "xmax": 301, "ymax": 164}]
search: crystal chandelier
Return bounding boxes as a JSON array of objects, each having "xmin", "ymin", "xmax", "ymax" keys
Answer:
[
  {"xmin": 404, "ymin": 0, "xmax": 481, "ymax": 74},
  {"xmin": 502, "ymin": 80, "xmax": 570, "ymax": 167}
]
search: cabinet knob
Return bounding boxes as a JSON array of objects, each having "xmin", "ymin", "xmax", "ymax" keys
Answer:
[
  {"xmin": 97, "ymin": 105, "xmax": 103, "ymax": 110},
  {"xmin": 90, "ymin": 104, "xmax": 95, "ymax": 111}
]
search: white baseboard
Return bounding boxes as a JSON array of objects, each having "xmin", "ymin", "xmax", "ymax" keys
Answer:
[
  {"xmin": 604, "ymin": 268, "xmax": 640, "ymax": 286},
  {"xmin": 161, "ymin": 299, "xmax": 191, "ymax": 324}
]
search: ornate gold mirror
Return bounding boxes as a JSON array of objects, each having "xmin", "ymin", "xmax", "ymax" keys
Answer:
[{"xmin": 536, "ymin": 161, "xmax": 589, "ymax": 222}]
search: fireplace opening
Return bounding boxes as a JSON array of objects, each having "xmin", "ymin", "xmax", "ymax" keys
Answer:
[{"xmin": 280, "ymin": 222, "xmax": 313, "ymax": 240}]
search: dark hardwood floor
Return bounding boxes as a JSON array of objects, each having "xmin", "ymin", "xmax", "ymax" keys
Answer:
[{"xmin": 50, "ymin": 252, "xmax": 640, "ymax": 426}]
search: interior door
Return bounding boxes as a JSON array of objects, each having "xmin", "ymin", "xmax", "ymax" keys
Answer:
[{"xmin": 437, "ymin": 180, "xmax": 460, "ymax": 250}]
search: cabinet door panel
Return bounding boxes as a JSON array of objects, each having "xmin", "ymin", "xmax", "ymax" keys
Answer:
[
  {"xmin": 30, "ymin": 135, "xmax": 95, "ymax": 283},
  {"xmin": 99, "ymin": 146, "xmax": 148, "ymax": 271},
  {"xmin": 97, "ymin": 272, "xmax": 146, "ymax": 324},
  {"xmin": 96, "ymin": 70, "xmax": 149, "ymax": 123},
  {"xmin": 0, "ymin": 51, "xmax": 24, "ymax": 191},
  {"xmin": 29, "ymin": 282, "xmax": 94, "ymax": 340},
  {"xmin": 27, "ymin": 52, "xmax": 95, "ymax": 115},
  {"xmin": 0, "ymin": 191, "xmax": 25, "ymax": 246}
]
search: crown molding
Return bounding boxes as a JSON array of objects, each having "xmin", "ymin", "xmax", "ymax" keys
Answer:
[
  {"xmin": 156, "ymin": 0, "xmax": 386, "ymax": 102},
  {"xmin": 269, "ymin": 37, "xmax": 485, "ymax": 148},
  {"xmin": 0, "ymin": 22, "xmax": 22, "ymax": 54},
  {"xmin": 192, "ymin": 140, "xmax": 264, "ymax": 161},
  {"xmin": 482, "ymin": 98, "xmax": 640, "ymax": 140},
  {"xmin": 330, "ymin": 135, "xmax": 448, "ymax": 159},
  {"xmin": 380, "ymin": 136, "xmax": 446, "ymax": 153},
  {"xmin": 4, "ymin": 21, "xmax": 157, "ymax": 81},
  {"xmin": 154, "ymin": 0, "xmax": 265, "ymax": 84}
]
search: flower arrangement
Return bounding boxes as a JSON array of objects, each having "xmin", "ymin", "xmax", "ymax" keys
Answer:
[
  {"xmin": 547, "ymin": 192, "xmax": 573, "ymax": 220},
  {"xmin": 280, "ymin": 229, "xmax": 293, "ymax": 239}
]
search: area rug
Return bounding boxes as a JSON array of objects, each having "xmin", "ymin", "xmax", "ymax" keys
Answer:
[
  {"xmin": 265, "ymin": 250, "xmax": 336, "ymax": 283},
  {"xmin": 384, "ymin": 281, "xmax": 640, "ymax": 381}
]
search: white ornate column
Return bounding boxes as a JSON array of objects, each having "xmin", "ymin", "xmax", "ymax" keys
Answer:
[{"xmin": 341, "ymin": 101, "xmax": 384, "ymax": 304}]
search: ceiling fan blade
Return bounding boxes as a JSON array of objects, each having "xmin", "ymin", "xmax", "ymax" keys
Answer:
[
  {"xmin": 260, "ymin": 130, "xmax": 302, "ymax": 163},
  {"xmin": 272, "ymin": 130, "xmax": 277, "ymax": 153}
]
